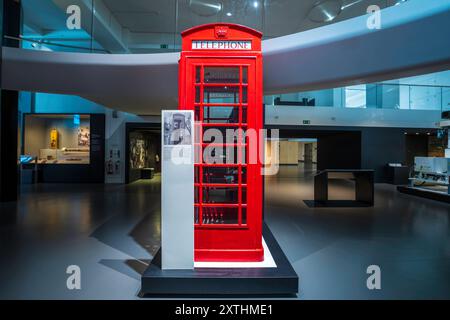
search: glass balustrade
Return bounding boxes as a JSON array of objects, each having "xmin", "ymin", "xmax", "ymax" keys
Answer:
[{"xmin": 266, "ymin": 83, "xmax": 450, "ymax": 112}]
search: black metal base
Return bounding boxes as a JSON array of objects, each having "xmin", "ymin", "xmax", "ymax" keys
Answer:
[
  {"xmin": 140, "ymin": 223, "xmax": 298, "ymax": 297},
  {"xmin": 397, "ymin": 186, "xmax": 450, "ymax": 203}
]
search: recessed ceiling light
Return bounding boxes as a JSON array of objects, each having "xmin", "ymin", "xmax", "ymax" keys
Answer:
[
  {"xmin": 253, "ymin": 1, "xmax": 259, "ymax": 8},
  {"xmin": 226, "ymin": 12, "xmax": 232, "ymax": 16}
]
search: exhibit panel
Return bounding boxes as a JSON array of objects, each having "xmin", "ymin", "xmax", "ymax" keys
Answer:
[
  {"xmin": 161, "ymin": 110, "xmax": 194, "ymax": 270},
  {"xmin": 179, "ymin": 23, "xmax": 263, "ymax": 262}
]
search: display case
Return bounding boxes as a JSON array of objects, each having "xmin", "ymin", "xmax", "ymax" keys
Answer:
[
  {"xmin": 23, "ymin": 114, "xmax": 91, "ymax": 165},
  {"xmin": 410, "ymin": 156, "xmax": 449, "ymax": 193},
  {"xmin": 21, "ymin": 113, "xmax": 105, "ymax": 183}
]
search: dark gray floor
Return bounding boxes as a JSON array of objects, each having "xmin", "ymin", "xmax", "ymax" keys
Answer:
[{"xmin": 1, "ymin": 167, "xmax": 449, "ymax": 299}]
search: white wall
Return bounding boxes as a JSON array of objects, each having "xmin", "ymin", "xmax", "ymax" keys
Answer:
[{"xmin": 278, "ymin": 141, "xmax": 299, "ymax": 165}]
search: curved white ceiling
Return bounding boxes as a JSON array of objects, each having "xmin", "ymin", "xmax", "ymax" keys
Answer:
[{"xmin": 2, "ymin": 0, "xmax": 450, "ymax": 115}]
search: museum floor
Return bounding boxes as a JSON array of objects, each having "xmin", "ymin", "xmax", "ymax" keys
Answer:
[{"xmin": 1, "ymin": 167, "xmax": 449, "ymax": 299}]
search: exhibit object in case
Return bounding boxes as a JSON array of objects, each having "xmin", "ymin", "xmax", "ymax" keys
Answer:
[
  {"xmin": 50, "ymin": 129, "xmax": 58, "ymax": 149},
  {"xmin": 178, "ymin": 23, "xmax": 263, "ymax": 262}
]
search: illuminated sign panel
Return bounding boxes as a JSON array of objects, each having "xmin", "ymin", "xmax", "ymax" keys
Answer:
[{"xmin": 192, "ymin": 40, "xmax": 252, "ymax": 50}]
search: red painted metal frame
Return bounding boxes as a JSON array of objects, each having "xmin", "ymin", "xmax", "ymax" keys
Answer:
[{"xmin": 179, "ymin": 23, "xmax": 263, "ymax": 262}]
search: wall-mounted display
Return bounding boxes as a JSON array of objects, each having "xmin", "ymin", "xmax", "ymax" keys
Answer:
[{"xmin": 23, "ymin": 114, "xmax": 91, "ymax": 164}]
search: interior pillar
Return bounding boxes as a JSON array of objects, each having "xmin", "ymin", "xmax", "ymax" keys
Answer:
[{"xmin": 0, "ymin": 0, "xmax": 21, "ymax": 202}]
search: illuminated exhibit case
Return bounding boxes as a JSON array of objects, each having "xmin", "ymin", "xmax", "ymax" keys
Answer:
[{"xmin": 22, "ymin": 114, "xmax": 105, "ymax": 183}]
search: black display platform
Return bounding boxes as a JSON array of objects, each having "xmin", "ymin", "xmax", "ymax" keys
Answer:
[
  {"xmin": 140, "ymin": 223, "xmax": 298, "ymax": 297},
  {"xmin": 397, "ymin": 186, "xmax": 450, "ymax": 204},
  {"xmin": 308, "ymin": 169, "xmax": 374, "ymax": 208}
]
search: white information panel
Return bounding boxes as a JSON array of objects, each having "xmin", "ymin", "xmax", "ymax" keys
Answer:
[{"xmin": 161, "ymin": 110, "xmax": 194, "ymax": 270}]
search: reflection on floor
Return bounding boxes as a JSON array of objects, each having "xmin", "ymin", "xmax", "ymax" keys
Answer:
[
  {"xmin": 265, "ymin": 165, "xmax": 450, "ymax": 299},
  {"xmin": 1, "ymin": 168, "xmax": 449, "ymax": 299},
  {"xmin": 0, "ymin": 175, "xmax": 161, "ymax": 299}
]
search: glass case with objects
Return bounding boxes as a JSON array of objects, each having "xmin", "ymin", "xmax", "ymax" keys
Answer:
[{"xmin": 23, "ymin": 114, "xmax": 90, "ymax": 164}]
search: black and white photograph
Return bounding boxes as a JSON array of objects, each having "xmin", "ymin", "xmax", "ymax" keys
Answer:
[{"xmin": 163, "ymin": 111, "xmax": 192, "ymax": 146}]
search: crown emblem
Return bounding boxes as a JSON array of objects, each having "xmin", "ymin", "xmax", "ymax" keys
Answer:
[{"xmin": 215, "ymin": 26, "xmax": 229, "ymax": 38}]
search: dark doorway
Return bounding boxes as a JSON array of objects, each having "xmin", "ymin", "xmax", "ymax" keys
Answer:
[
  {"xmin": 404, "ymin": 132, "xmax": 448, "ymax": 168},
  {"xmin": 125, "ymin": 123, "xmax": 161, "ymax": 184},
  {"xmin": 405, "ymin": 134, "xmax": 428, "ymax": 168}
]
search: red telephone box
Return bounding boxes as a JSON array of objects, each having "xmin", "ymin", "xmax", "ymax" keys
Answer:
[{"xmin": 179, "ymin": 23, "xmax": 264, "ymax": 262}]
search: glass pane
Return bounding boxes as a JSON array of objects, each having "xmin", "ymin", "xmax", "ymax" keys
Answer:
[
  {"xmin": 443, "ymin": 88, "xmax": 450, "ymax": 112},
  {"xmin": 195, "ymin": 86, "xmax": 201, "ymax": 103},
  {"xmin": 346, "ymin": 85, "xmax": 366, "ymax": 108},
  {"xmin": 195, "ymin": 66, "xmax": 201, "ymax": 83},
  {"xmin": 410, "ymin": 85, "xmax": 442, "ymax": 110},
  {"xmin": 203, "ymin": 146, "xmax": 245, "ymax": 164},
  {"xmin": 204, "ymin": 67, "xmax": 239, "ymax": 83},
  {"xmin": 195, "ymin": 187, "xmax": 200, "ymax": 203},
  {"xmin": 202, "ymin": 167, "xmax": 246, "ymax": 184},
  {"xmin": 204, "ymin": 86, "xmax": 240, "ymax": 103},
  {"xmin": 242, "ymin": 208, "xmax": 247, "ymax": 225},
  {"xmin": 203, "ymin": 106, "xmax": 239, "ymax": 123},
  {"xmin": 202, "ymin": 207, "xmax": 238, "ymax": 225},
  {"xmin": 202, "ymin": 126, "xmax": 246, "ymax": 144},
  {"xmin": 242, "ymin": 87, "xmax": 248, "ymax": 103},
  {"xmin": 242, "ymin": 67, "xmax": 248, "ymax": 84},
  {"xmin": 203, "ymin": 187, "xmax": 239, "ymax": 203},
  {"xmin": 195, "ymin": 207, "xmax": 199, "ymax": 224},
  {"xmin": 194, "ymin": 106, "xmax": 200, "ymax": 121}
]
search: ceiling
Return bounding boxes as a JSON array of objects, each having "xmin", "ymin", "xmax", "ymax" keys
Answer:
[
  {"xmin": 21, "ymin": 0, "xmax": 399, "ymax": 53},
  {"xmin": 101, "ymin": 0, "xmax": 394, "ymax": 37}
]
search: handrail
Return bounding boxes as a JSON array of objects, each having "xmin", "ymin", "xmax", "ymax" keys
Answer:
[{"xmin": 3, "ymin": 35, "xmax": 110, "ymax": 53}]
